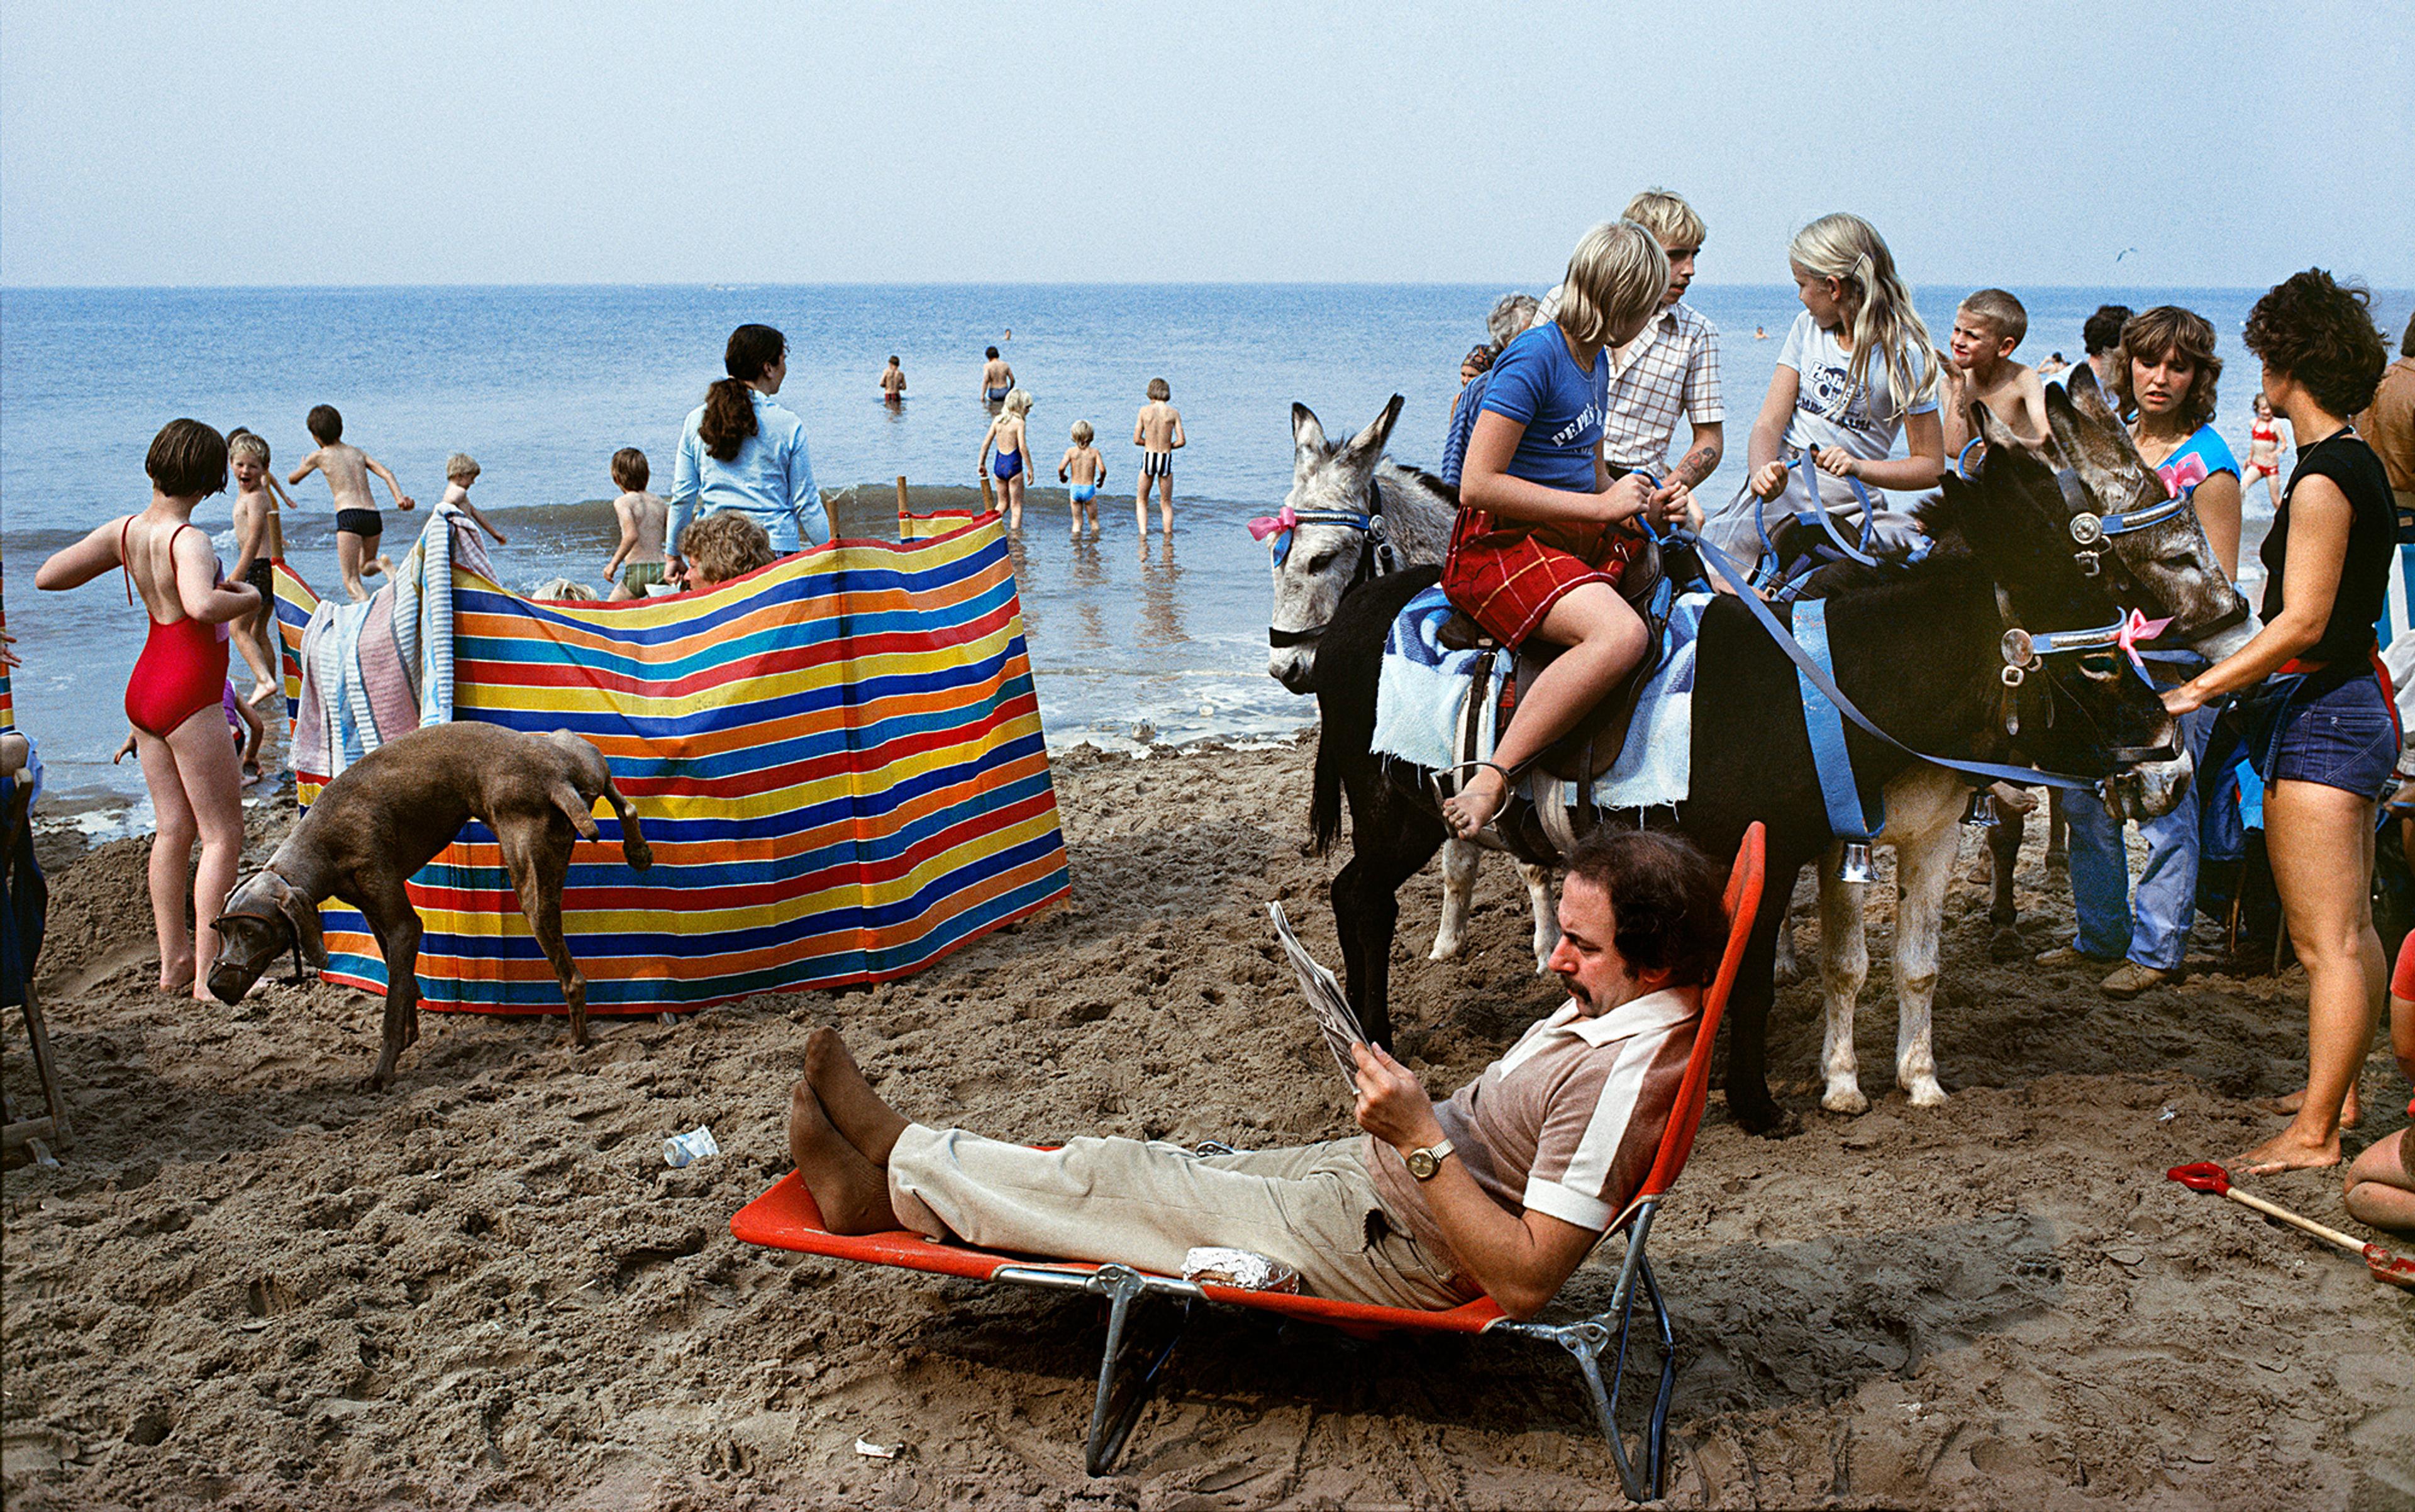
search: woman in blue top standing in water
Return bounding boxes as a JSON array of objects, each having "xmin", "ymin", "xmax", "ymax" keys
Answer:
[{"xmin": 669, "ymin": 324, "xmax": 829, "ymax": 583}]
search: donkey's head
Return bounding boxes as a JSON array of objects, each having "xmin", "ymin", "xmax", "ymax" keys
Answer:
[
  {"xmin": 1262, "ymin": 396, "xmax": 1404, "ymax": 693},
  {"xmin": 1933, "ymin": 408, "xmax": 2191, "ymax": 821},
  {"xmin": 1999, "ymin": 366, "xmax": 2255, "ymax": 659}
]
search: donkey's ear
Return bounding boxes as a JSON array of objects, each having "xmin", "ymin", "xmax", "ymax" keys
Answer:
[
  {"xmin": 1292, "ymin": 403, "xmax": 1330, "ymax": 458},
  {"xmin": 1338, "ymin": 395, "xmax": 1406, "ymax": 470},
  {"xmin": 1975, "ymin": 401, "xmax": 2029, "ymax": 459}
]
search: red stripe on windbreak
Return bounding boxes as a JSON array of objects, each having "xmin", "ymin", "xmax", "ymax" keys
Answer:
[
  {"xmin": 407, "ymin": 787, "xmax": 1063, "ymax": 916},
  {"xmin": 594, "ymin": 690, "xmax": 1042, "ymax": 802}
]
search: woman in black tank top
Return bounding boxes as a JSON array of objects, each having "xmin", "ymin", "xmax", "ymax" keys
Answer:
[{"xmin": 2161, "ymin": 269, "xmax": 2394, "ymax": 1179}]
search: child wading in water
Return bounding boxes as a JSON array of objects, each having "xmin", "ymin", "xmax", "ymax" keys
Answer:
[
  {"xmin": 290, "ymin": 404, "xmax": 415, "ymax": 601},
  {"xmin": 980, "ymin": 389, "xmax": 1036, "ymax": 532},
  {"xmin": 1440, "ymin": 221, "xmax": 1696, "ymax": 838},
  {"xmin": 602, "ymin": 448, "xmax": 671, "ymax": 598},
  {"xmin": 226, "ymin": 430, "xmax": 287, "ymax": 706},
  {"xmin": 1058, "ymin": 421, "xmax": 1107, "ymax": 537},
  {"xmin": 36, "ymin": 420, "xmax": 262, "ymax": 997},
  {"xmin": 438, "ymin": 453, "xmax": 511, "ymax": 546},
  {"xmin": 1133, "ymin": 378, "xmax": 1185, "ymax": 537}
]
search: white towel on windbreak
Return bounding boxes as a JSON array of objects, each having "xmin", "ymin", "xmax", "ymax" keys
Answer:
[{"xmin": 1370, "ymin": 584, "xmax": 1706, "ymax": 810}]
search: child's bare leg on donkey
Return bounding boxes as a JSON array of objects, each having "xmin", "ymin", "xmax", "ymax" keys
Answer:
[{"xmin": 1441, "ymin": 583, "xmax": 1646, "ymax": 837}]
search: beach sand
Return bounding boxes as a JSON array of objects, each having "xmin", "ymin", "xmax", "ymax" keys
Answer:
[{"xmin": 5, "ymin": 738, "xmax": 2412, "ymax": 1509}]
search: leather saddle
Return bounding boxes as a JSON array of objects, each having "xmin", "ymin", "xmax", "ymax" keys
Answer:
[{"xmin": 1436, "ymin": 539, "xmax": 1675, "ymax": 783}]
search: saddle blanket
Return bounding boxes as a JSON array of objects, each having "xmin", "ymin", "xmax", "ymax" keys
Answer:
[{"xmin": 1371, "ymin": 584, "xmax": 1708, "ymax": 811}]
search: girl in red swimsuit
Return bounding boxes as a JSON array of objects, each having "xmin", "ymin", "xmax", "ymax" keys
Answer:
[
  {"xmin": 36, "ymin": 419, "xmax": 262, "ymax": 998},
  {"xmin": 2242, "ymin": 391, "xmax": 2289, "ymax": 511}
]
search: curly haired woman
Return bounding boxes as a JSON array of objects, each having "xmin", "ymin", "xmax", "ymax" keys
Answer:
[{"xmin": 2162, "ymin": 269, "xmax": 2394, "ymax": 1173}]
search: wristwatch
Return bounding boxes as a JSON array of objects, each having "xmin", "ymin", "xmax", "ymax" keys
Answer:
[{"xmin": 1404, "ymin": 1139, "xmax": 1455, "ymax": 1181}]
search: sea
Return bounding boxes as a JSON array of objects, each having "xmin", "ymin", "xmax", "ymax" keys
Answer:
[{"xmin": 5, "ymin": 281, "xmax": 2406, "ymax": 838}]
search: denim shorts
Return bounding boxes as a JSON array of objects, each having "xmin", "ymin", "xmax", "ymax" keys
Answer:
[{"xmin": 2270, "ymin": 670, "xmax": 2399, "ymax": 799}]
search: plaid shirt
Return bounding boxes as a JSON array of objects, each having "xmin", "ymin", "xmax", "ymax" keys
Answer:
[{"xmin": 1599, "ymin": 301, "xmax": 1723, "ymax": 474}]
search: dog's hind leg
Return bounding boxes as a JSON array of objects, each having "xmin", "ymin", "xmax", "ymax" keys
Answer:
[
  {"xmin": 503, "ymin": 818, "xmax": 589, "ymax": 1049},
  {"xmin": 352, "ymin": 877, "xmax": 425, "ymax": 1091}
]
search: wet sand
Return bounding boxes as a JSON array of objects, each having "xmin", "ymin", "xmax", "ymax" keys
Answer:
[{"xmin": 5, "ymin": 738, "xmax": 2412, "ymax": 1509}]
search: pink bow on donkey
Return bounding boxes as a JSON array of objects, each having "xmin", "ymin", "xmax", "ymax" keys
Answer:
[
  {"xmin": 2156, "ymin": 452, "xmax": 2208, "ymax": 498},
  {"xmin": 1247, "ymin": 507, "xmax": 1299, "ymax": 543},
  {"xmin": 2116, "ymin": 609, "xmax": 2174, "ymax": 676}
]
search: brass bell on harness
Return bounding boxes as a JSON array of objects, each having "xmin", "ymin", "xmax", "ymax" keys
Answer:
[{"xmin": 1838, "ymin": 841, "xmax": 1874, "ymax": 884}]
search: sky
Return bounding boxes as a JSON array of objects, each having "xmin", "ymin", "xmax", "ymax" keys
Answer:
[{"xmin": 2, "ymin": 0, "xmax": 2409, "ymax": 290}]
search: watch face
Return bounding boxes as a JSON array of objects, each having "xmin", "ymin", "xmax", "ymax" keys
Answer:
[{"xmin": 1407, "ymin": 1148, "xmax": 1437, "ymax": 1180}]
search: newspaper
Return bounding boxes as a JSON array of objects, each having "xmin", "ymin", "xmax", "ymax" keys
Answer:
[{"xmin": 1268, "ymin": 903, "xmax": 1369, "ymax": 1090}]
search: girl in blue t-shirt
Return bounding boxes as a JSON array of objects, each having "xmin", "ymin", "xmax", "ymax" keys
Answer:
[{"xmin": 1438, "ymin": 221, "xmax": 1697, "ymax": 839}]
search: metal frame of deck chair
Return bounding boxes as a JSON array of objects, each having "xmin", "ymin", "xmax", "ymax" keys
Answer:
[{"xmin": 731, "ymin": 823, "xmax": 1765, "ymax": 1494}]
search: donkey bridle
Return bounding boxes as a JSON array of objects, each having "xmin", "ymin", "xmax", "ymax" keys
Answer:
[
  {"xmin": 1267, "ymin": 475, "xmax": 1396, "ymax": 649},
  {"xmin": 2053, "ymin": 465, "xmax": 2251, "ymax": 643}
]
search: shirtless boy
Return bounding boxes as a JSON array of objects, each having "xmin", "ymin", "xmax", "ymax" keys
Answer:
[
  {"xmin": 880, "ymin": 356, "xmax": 906, "ymax": 404},
  {"xmin": 289, "ymin": 404, "xmax": 414, "ymax": 601},
  {"xmin": 1939, "ymin": 289, "xmax": 2048, "ymax": 459},
  {"xmin": 1132, "ymin": 378, "xmax": 1185, "ymax": 536},
  {"xmin": 226, "ymin": 432, "xmax": 285, "ymax": 706},
  {"xmin": 1057, "ymin": 420, "xmax": 1108, "ymax": 538},
  {"xmin": 979, "ymin": 347, "xmax": 1013, "ymax": 405},
  {"xmin": 602, "ymin": 447, "xmax": 671, "ymax": 599},
  {"xmin": 438, "ymin": 453, "xmax": 510, "ymax": 545}
]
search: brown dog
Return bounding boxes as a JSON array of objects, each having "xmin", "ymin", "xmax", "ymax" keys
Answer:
[{"xmin": 208, "ymin": 723, "xmax": 652, "ymax": 1088}]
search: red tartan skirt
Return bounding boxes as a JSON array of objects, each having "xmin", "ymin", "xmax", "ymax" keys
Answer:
[{"xmin": 1441, "ymin": 508, "xmax": 1641, "ymax": 648}]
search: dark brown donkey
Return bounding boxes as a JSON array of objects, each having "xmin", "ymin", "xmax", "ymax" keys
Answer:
[{"xmin": 208, "ymin": 723, "xmax": 652, "ymax": 1088}]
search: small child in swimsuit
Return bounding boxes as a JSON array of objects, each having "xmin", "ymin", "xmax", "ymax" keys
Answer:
[
  {"xmin": 290, "ymin": 403, "xmax": 415, "ymax": 603},
  {"xmin": 880, "ymin": 356, "xmax": 906, "ymax": 404},
  {"xmin": 981, "ymin": 388, "xmax": 1036, "ymax": 533},
  {"xmin": 438, "ymin": 453, "xmax": 510, "ymax": 546},
  {"xmin": 1058, "ymin": 421, "xmax": 1108, "ymax": 538},
  {"xmin": 603, "ymin": 447, "xmax": 672, "ymax": 599},
  {"xmin": 1132, "ymin": 378, "xmax": 1185, "ymax": 538},
  {"xmin": 2242, "ymin": 392, "xmax": 2289, "ymax": 511},
  {"xmin": 226, "ymin": 431, "xmax": 287, "ymax": 707},
  {"xmin": 36, "ymin": 419, "xmax": 260, "ymax": 997}
]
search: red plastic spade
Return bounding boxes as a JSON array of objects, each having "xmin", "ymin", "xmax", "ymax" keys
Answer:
[{"xmin": 2168, "ymin": 1162, "xmax": 2415, "ymax": 1289}]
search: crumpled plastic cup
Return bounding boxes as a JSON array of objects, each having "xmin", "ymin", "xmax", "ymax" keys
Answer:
[{"xmin": 663, "ymin": 1125, "xmax": 720, "ymax": 1168}]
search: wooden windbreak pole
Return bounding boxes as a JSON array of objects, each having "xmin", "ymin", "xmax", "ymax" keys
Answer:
[{"xmin": 896, "ymin": 475, "xmax": 910, "ymax": 531}]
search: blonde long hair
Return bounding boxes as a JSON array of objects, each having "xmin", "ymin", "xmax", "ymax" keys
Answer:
[{"xmin": 1789, "ymin": 213, "xmax": 1938, "ymax": 422}]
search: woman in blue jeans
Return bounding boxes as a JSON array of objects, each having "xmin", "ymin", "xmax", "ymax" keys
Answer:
[
  {"xmin": 2038, "ymin": 306, "xmax": 2245, "ymax": 998},
  {"xmin": 2162, "ymin": 270, "xmax": 2396, "ymax": 1175}
]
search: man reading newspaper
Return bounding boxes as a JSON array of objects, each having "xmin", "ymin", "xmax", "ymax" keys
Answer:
[{"xmin": 783, "ymin": 830, "xmax": 1724, "ymax": 1319}]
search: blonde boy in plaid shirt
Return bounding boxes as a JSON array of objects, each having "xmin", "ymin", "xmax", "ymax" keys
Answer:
[{"xmin": 1602, "ymin": 189, "xmax": 1723, "ymax": 514}]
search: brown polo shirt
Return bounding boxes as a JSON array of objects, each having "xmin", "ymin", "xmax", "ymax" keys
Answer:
[
  {"xmin": 2362, "ymin": 357, "xmax": 2415, "ymax": 494},
  {"xmin": 1365, "ymin": 988, "xmax": 1700, "ymax": 1273}
]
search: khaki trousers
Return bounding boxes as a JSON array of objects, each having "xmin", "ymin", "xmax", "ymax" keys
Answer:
[{"xmin": 886, "ymin": 1126, "xmax": 1468, "ymax": 1309}]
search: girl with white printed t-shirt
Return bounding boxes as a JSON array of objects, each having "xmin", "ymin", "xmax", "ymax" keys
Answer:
[{"xmin": 1711, "ymin": 213, "xmax": 1945, "ymax": 562}]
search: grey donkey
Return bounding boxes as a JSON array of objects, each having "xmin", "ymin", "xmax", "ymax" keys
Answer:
[{"xmin": 208, "ymin": 723, "xmax": 653, "ymax": 1089}]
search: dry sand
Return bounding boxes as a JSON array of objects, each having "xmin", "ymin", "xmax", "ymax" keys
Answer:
[{"xmin": 6, "ymin": 738, "xmax": 2412, "ymax": 1510}]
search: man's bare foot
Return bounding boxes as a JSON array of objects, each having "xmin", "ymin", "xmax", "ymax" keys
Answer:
[
  {"xmin": 787, "ymin": 1079, "xmax": 899, "ymax": 1235},
  {"xmin": 1440, "ymin": 765, "xmax": 1509, "ymax": 840},
  {"xmin": 2265, "ymin": 1086, "xmax": 2362, "ymax": 1126},
  {"xmin": 805, "ymin": 1028, "xmax": 909, "ymax": 1165},
  {"xmin": 2240, "ymin": 1127, "xmax": 2343, "ymax": 1175}
]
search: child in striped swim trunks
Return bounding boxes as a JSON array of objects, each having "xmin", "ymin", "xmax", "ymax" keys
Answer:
[{"xmin": 1438, "ymin": 220, "xmax": 1696, "ymax": 840}]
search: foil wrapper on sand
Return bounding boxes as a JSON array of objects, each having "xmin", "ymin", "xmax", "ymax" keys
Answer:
[
  {"xmin": 1182, "ymin": 1247, "xmax": 1301, "ymax": 1293},
  {"xmin": 663, "ymin": 1126, "xmax": 720, "ymax": 1168}
]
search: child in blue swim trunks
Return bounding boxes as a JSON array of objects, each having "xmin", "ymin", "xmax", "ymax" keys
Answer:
[
  {"xmin": 1058, "ymin": 420, "xmax": 1107, "ymax": 537},
  {"xmin": 980, "ymin": 388, "xmax": 1035, "ymax": 532}
]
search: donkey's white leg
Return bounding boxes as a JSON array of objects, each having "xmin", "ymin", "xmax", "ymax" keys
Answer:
[
  {"xmin": 1772, "ymin": 863, "xmax": 1814, "ymax": 985},
  {"xmin": 1890, "ymin": 803, "xmax": 1962, "ymax": 1109},
  {"xmin": 1521, "ymin": 862, "xmax": 1560, "ymax": 972},
  {"xmin": 1429, "ymin": 838, "xmax": 1481, "ymax": 960},
  {"xmin": 1818, "ymin": 846, "xmax": 1872, "ymax": 1115}
]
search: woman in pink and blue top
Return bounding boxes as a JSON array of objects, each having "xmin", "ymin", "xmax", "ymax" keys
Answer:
[{"xmin": 2041, "ymin": 306, "xmax": 2242, "ymax": 999}]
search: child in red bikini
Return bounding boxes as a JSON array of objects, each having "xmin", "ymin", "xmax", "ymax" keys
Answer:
[{"xmin": 1440, "ymin": 220, "xmax": 1698, "ymax": 838}]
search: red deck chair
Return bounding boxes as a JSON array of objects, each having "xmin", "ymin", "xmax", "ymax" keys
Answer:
[{"xmin": 733, "ymin": 824, "xmax": 1765, "ymax": 1496}]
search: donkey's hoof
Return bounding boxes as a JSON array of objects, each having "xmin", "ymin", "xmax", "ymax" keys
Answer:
[
  {"xmin": 1904, "ymin": 1079, "xmax": 1948, "ymax": 1108},
  {"xmin": 1821, "ymin": 1085, "xmax": 1870, "ymax": 1116},
  {"xmin": 1427, "ymin": 933, "xmax": 1465, "ymax": 962},
  {"xmin": 1988, "ymin": 926, "xmax": 2024, "ymax": 960}
]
